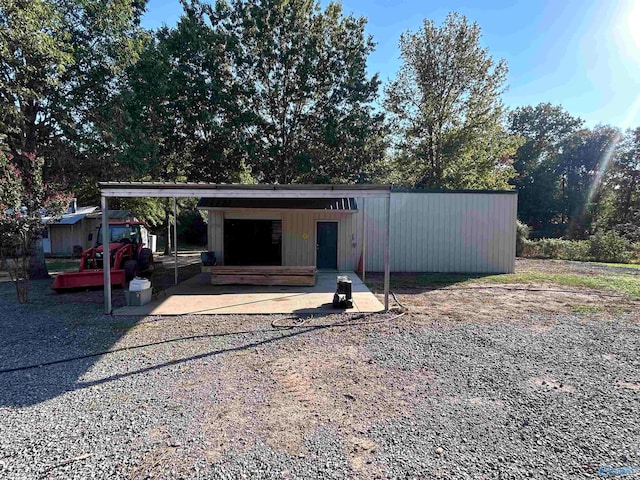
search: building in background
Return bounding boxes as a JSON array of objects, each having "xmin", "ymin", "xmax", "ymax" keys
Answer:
[{"xmin": 42, "ymin": 200, "xmax": 147, "ymax": 256}]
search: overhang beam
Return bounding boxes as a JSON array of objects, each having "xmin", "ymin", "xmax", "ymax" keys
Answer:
[{"xmin": 99, "ymin": 182, "xmax": 391, "ymax": 199}]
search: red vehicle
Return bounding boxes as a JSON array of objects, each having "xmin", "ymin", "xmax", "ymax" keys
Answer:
[{"xmin": 51, "ymin": 222, "xmax": 153, "ymax": 291}]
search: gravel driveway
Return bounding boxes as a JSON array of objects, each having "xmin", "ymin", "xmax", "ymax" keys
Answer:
[{"xmin": 0, "ymin": 277, "xmax": 639, "ymax": 479}]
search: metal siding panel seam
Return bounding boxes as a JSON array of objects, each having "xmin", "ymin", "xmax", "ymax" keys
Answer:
[{"xmin": 426, "ymin": 194, "xmax": 432, "ymax": 271}]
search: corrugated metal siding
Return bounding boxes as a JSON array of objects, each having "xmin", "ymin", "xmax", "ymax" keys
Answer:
[
  {"xmin": 281, "ymin": 211, "xmax": 359, "ymax": 270},
  {"xmin": 207, "ymin": 210, "xmax": 225, "ymax": 262},
  {"xmin": 363, "ymin": 192, "xmax": 516, "ymax": 273},
  {"xmin": 49, "ymin": 221, "xmax": 94, "ymax": 255}
]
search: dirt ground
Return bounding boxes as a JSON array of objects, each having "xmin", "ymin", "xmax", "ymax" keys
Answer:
[{"xmin": 366, "ymin": 258, "xmax": 640, "ymax": 326}]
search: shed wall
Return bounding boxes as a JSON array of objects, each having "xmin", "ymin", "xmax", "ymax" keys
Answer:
[
  {"xmin": 49, "ymin": 221, "xmax": 93, "ymax": 255},
  {"xmin": 207, "ymin": 209, "xmax": 360, "ymax": 270},
  {"xmin": 362, "ymin": 192, "xmax": 516, "ymax": 273}
]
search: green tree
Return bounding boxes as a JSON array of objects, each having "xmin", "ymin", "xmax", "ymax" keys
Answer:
[
  {"xmin": 600, "ymin": 127, "xmax": 640, "ymax": 241},
  {"xmin": 384, "ymin": 12, "xmax": 517, "ymax": 189},
  {"xmin": 0, "ymin": 150, "xmax": 69, "ymax": 302},
  {"xmin": 0, "ymin": 0, "xmax": 146, "ymax": 277},
  {"xmin": 508, "ymin": 103, "xmax": 584, "ymax": 235},
  {"xmin": 105, "ymin": 1, "xmax": 255, "ymax": 252},
  {"xmin": 112, "ymin": 1, "xmax": 253, "ymax": 184},
  {"xmin": 555, "ymin": 125, "xmax": 621, "ymax": 238},
  {"xmin": 223, "ymin": 0, "xmax": 385, "ymax": 183},
  {"xmin": 611, "ymin": 128, "xmax": 640, "ymax": 222}
]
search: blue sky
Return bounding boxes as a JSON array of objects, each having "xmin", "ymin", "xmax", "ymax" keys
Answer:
[{"xmin": 142, "ymin": 0, "xmax": 640, "ymax": 130}]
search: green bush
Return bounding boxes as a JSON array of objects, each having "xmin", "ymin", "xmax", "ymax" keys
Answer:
[
  {"xmin": 522, "ymin": 238, "xmax": 567, "ymax": 259},
  {"xmin": 516, "ymin": 220, "xmax": 530, "ymax": 256},
  {"xmin": 519, "ymin": 227, "xmax": 635, "ymax": 264},
  {"xmin": 588, "ymin": 231, "xmax": 631, "ymax": 263},
  {"xmin": 519, "ymin": 235, "xmax": 629, "ymax": 263},
  {"xmin": 559, "ymin": 240, "xmax": 590, "ymax": 261}
]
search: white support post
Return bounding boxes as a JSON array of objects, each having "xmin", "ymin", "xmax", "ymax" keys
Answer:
[
  {"xmin": 173, "ymin": 197, "xmax": 178, "ymax": 286},
  {"xmin": 361, "ymin": 198, "xmax": 366, "ymax": 282},
  {"xmin": 384, "ymin": 193, "xmax": 391, "ymax": 311},
  {"xmin": 101, "ymin": 196, "xmax": 111, "ymax": 315}
]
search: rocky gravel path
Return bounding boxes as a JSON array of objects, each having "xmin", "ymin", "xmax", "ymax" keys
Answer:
[{"xmin": 0, "ymin": 279, "xmax": 639, "ymax": 479}]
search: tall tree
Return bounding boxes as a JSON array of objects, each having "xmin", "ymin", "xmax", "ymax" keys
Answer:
[
  {"xmin": 508, "ymin": 103, "xmax": 584, "ymax": 235},
  {"xmin": 111, "ymin": 1, "xmax": 253, "ymax": 185},
  {"xmin": 106, "ymin": 1, "xmax": 254, "ymax": 252},
  {"xmin": 223, "ymin": 0, "xmax": 385, "ymax": 183},
  {"xmin": 600, "ymin": 127, "xmax": 640, "ymax": 240},
  {"xmin": 0, "ymin": 0, "xmax": 146, "ymax": 277},
  {"xmin": 384, "ymin": 12, "xmax": 517, "ymax": 189},
  {"xmin": 555, "ymin": 125, "xmax": 621, "ymax": 238}
]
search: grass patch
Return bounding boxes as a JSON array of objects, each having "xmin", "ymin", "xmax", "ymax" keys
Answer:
[
  {"xmin": 572, "ymin": 305, "xmax": 605, "ymax": 314},
  {"xmin": 598, "ymin": 262, "xmax": 640, "ymax": 269},
  {"xmin": 479, "ymin": 272, "xmax": 640, "ymax": 299},
  {"xmin": 547, "ymin": 259, "xmax": 640, "ymax": 269},
  {"xmin": 46, "ymin": 258, "xmax": 80, "ymax": 272},
  {"xmin": 380, "ymin": 269, "xmax": 640, "ymax": 300}
]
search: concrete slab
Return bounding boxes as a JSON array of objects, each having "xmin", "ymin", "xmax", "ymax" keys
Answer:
[{"xmin": 113, "ymin": 271, "xmax": 383, "ymax": 316}]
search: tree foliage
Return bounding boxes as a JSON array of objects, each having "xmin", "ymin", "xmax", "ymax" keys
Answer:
[
  {"xmin": 384, "ymin": 12, "xmax": 517, "ymax": 189},
  {"xmin": 0, "ymin": 150, "xmax": 69, "ymax": 302},
  {"xmin": 0, "ymin": 0, "xmax": 147, "ymax": 276},
  {"xmin": 509, "ymin": 103, "xmax": 625, "ymax": 239},
  {"xmin": 508, "ymin": 103, "xmax": 584, "ymax": 234},
  {"xmin": 555, "ymin": 125, "xmax": 621, "ymax": 238},
  {"xmin": 223, "ymin": 0, "xmax": 385, "ymax": 183},
  {"xmin": 609, "ymin": 128, "xmax": 640, "ymax": 223}
]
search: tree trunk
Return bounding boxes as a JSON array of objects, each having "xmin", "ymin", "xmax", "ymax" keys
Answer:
[{"xmin": 28, "ymin": 234, "xmax": 49, "ymax": 280}]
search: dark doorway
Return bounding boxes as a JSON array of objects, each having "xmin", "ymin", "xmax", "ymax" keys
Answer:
[
  {"xmin": 316, "ymin": 222, "xmax": 338, "ymax": 269},
  {"xmin": 224, "ymin": 219, "xmax": 282, "ymax": 265}
]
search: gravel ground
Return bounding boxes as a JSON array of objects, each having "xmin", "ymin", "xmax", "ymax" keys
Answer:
[{"xmin": 0, "ymin": 273, "xmax": 639, "ymax": 479}]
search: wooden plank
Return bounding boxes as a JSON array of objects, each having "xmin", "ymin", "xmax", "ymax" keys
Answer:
[
  {"xmin": 205, "ymin": 265, "xmax": 316, "ymax": 275},
  {"xmin": 210, "ymin": 274, "xmax": 316, "ymax": 286}
]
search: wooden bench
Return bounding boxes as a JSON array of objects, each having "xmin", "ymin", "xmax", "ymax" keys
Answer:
[{"xmin": 201, "ymin": 265, "xmax": 317, "ymax": 286}]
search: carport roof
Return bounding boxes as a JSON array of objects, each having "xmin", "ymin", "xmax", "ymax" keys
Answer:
[
  {"xmin": 98, "ymin": 182, "xmax": 391, "ymax": 198},
  {"xmin": 197, "ymin": 197, "xmax": 357, "ymax": 210}
]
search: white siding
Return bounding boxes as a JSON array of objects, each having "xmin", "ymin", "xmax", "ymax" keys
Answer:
[
  {"xmin": 363, "ymin": 192, "xmax": 517, "ymax": 273},
  {"xmin": 207, "ymin": 210, "xmax": 224, "ymax": 262}
]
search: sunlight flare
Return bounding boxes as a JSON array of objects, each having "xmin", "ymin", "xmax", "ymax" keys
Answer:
[{"xmin": 587, "ymin": 131, "xmax": 622, "ymax": 207}]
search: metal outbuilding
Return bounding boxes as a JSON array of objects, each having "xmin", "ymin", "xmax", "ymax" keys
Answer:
[
  {"xmin": 98, "ymin": 183, "xmax": 517, "ymax": 316},
  {"xmin": 198, "ymin": 189, "xmax": 517, "ymax": 275},
  {"xmin": 363, "ymin": 190, "xmax": 517, "ymax": 273}
]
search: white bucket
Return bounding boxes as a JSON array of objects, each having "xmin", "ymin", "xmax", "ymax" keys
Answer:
[{"xmin": 129, "ymin": 277, "xmax": 151, "ymax": 291}]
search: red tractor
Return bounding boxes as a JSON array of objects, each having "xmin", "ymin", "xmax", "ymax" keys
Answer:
[{"xmin": 52, "ymin": 222, "xmax": 154, "ymax": 291}]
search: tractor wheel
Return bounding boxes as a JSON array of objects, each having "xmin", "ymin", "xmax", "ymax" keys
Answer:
[
  {"xmin": 124, "ymin": 260, "xmax": 138, "ymax": 283},
  {"xmin": 138, "ymin": 248, "xmax": 153, "ymax": 271}
]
